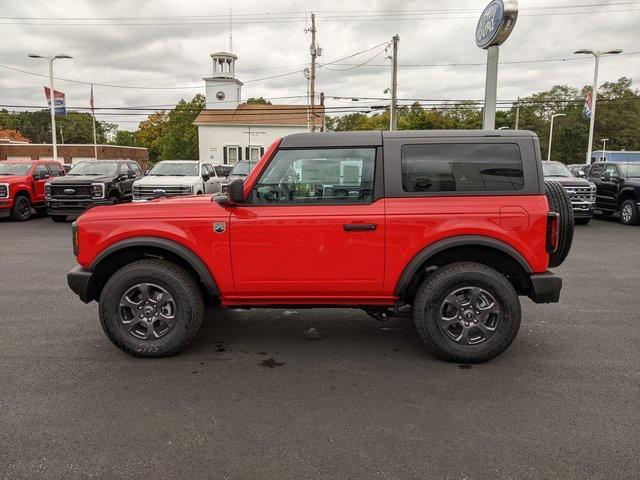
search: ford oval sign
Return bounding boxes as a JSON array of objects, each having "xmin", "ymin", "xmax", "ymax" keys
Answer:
[{"xmin": 476, "ymin": 0, "xmax": 518, "ymax": 49}]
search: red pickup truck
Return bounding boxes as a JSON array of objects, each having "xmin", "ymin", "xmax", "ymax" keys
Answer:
[
  {"xmin": 67, "ymin": 131, "xmax": 573, "ymax": 363},
  {"xmin": 0, "ymin": 159, "xmax": 66, "ymax": 220}
]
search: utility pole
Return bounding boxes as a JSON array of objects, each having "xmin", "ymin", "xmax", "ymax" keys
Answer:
[
  {"xmin": 309, "ymin": 13, "xmax": 317, "ymax": 132},
  {"xmin": 319, "ymin": 92, "xmax": 325, "ymax": 132},
  {"xmin": 390, "ymin": 34, "xmax": 399, "ymax": 131},
  {"xmin": 514, "ymin": 97, "xmax": 520, "ymax": 130}
]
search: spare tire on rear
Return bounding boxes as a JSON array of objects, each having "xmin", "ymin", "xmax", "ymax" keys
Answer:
[{"xmin": 545, "ymin": 180, "xmax": 574, "ymax": 268}]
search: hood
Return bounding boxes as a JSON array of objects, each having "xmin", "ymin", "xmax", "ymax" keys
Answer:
[
  {"xmin": 51, "ymin": 174, "xmax": 114, "ymax": 184},
  {"xmin": 545, "ymin": 176, "xmax": 593, "ymax": 187},
  {"xmin": 0, "ymin": 175, "xmax": 29, "ymax": 184},
  {"xmin": 79, "ymin": 193, "xmax": 227, "ymax": 222},
  {"xmin": 135, "ymin": 175, "xmax": 200, "ymax": 187}
]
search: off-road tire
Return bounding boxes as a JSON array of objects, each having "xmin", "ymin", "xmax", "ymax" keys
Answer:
[
  {"xmin": 99, "ymin": 259, "xmax": 204, "ymax": 358},
  {"xmin": 620, "ymin": 199, "xmax": 640, "ymax": 225},
  {"xmin": 545, "ymin": 180, "xmax": 573, "ymax": 268},
  {"xmin": 50, "ymin": 215, "xmax": 67, "ymax": 222},
  {"xmin": 413, "ymin": 262, "xmax": 521, "ymax": 364},
  {"xmin": 575, "ymin": 217, "xmax": 590, "ymax": 225},
  {"xmin": 10, "ymin": 194, "xmax": 32, "ymax": 221}
]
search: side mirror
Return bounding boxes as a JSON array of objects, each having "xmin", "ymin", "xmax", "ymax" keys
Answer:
[
  {"xmin": 600, "ymin": 173, "xmax": 611, "ymax": 182},
  {"xmin": 577, "ymin": 171, "xmax": 585, "ymax": 177},
  {"xmin": 127, "ymin": 170, "xmax": 136, "ymax": 179},
  {"xmin": 202, "ymin": 173, "xmax": 211, "ymax": 182},
  {"xmin": 215, "ymin": 178, "xmax": 244, "ymax": 206}
]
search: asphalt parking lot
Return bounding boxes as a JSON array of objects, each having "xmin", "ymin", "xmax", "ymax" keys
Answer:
[{"xmin": 1, "ymin": 215, "xmax": 639, "ymax": 479}]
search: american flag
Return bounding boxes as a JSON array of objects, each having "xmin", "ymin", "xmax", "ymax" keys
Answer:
[{"xmin": 89, "ymin": 83, "xmax": 95, "ymax": 115}]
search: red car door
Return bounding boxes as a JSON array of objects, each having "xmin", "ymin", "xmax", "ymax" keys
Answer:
[
  {"xmin": 229, "ymin": 146, "xmax": 385, "ymax": 298},
  {"xmin": 31, "ymin": 164, "xmax": 49, "ymax": 203}
]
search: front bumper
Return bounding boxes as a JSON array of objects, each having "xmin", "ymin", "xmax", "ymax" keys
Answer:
[
  {"xmin": 48, "ymin": 198, "xmax": 113, "ymax": 216},
  {"xmin": 571, "ymin": 201, "xmax": 594, "ymax": 219},
  {"xmin": 67, "ymin": 266, "xmax": 95, "ymax": 303},
  {"xmin": 528, "ymin": 271, "xmax": 562, "ymax": 303}
]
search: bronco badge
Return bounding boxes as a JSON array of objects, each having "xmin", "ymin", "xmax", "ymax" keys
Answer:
[{"xmin": 213, "ymin": 222, "xmax": 226, "ymax": 234}]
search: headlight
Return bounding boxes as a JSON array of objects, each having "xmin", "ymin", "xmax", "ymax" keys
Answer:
[
  {"xmin": 45, "ymin": 183, "xmax": 51, "ymax": 199},
  {"xmin": 91, "ymin": 183, "xmax": 105, "ymax": 199},
  {"xmin": 0, "ymin": 183, "xmax": 9, "ymax": 198}
]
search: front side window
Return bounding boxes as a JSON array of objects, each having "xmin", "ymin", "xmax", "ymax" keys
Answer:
[
  {"xmin": 542, "ymin": 162, "xmax": 573, "ymax": 178},
  {"xmin": 603, "ymin": 164, "xmax": 620, "ymax": 180},
  {"xmin": 401, "ymin": 143, "xmax": 524, "ymax": 193},
  {"xmin": 250, "ymin": 148, "xmax": 375, "ymax": 205},
  {"xmin": 589, "ymin": 164, "xmax": 604, "ymax": 179}
]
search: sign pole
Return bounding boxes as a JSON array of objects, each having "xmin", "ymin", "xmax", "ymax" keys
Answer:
[
  {"xmin": 482, "ymin": 46, "xmax": 499, "ymax": 130},
  {"xmin": 476, "ymin": 0, "xmax": 518, "ymax": 131}
]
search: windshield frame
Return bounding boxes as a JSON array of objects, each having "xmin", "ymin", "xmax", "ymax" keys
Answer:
[{"xmin": 0, "ymin": 162, "xmax": 32, "ymax": 176}]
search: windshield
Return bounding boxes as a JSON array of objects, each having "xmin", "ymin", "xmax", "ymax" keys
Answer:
[
  {"xmin": 621, "ymin": 164, "xmax": 640, "ymax": 178},
  {"xmin": 0, "ymin": 162, "xmax": 31, "ymax": 175},
  {"xmin": 68, "ymin": 162, "xmax": 118, "ymax": 176},
  {"xmin": 231, "ymin": 162, "xmax": 255, "ymax": 176},
  {"xmin": 542, "ymin": 162, "xmax": 573, "ymax": 177},
  {"xmin": 149, "ymin": 162, "xmax": 199, "ymax": 176}
]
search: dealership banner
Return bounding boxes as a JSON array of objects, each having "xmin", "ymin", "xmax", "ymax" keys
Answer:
[{"xmin": 43, "ymin": 86, "xmax": 66, "ymax": 116}]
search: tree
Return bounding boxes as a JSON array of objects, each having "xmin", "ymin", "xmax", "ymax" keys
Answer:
[
  {"xmin": 0, "ymin": 128, "xmax": 30, "ymax": 143},
  {"xmin": 246, "ymin": 97, "xmax": 272, "ymax": 105},
  {"xmin": 111, "ymin": 130, "xmax": 138, "ymax": 147},
  {"xmin": 135, "ymin": 112, "xmax": 168, "ymax": 162},
  {"xmin": 156, "ymin": 94, "xmax": 205, "ymax": 161}
]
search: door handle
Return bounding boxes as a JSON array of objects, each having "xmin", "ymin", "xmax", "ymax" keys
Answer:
[{"xmin": 343, "ymin": 223, "xmax": 377, "ymax": 231}]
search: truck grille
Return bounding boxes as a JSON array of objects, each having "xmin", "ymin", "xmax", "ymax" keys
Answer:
[
  {"xmin": 133, "ymin": 185, "xmax": 192, "ymax": 200},
  {"xmin": 0, "ymin": 184, "xmax": 7, "ymax": 198},
  {"xmin": 50, "ymin": 184, "xmax": 93, "ymax": 198},
  {"xmin": 563, "ymin": 185, "xmax": 596, "ymax": 208}
]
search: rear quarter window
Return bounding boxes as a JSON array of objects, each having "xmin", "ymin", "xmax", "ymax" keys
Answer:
[{"xmin": 401, "ymin": 143, "xmax": 525, "ymax": 193}]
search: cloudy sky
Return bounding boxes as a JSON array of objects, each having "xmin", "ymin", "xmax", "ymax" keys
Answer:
[{"xmin": 1, "ymin": 0, "xmax": 639, "ymax": 130}]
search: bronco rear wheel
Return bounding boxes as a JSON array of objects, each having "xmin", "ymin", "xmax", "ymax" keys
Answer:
[
  {"xmin": 545, "ymin": 180, "xmax": 574, "ymax": 267},
  {"xmin": 413, "ymin": 262, "xmax": 521, "ymax": 363},
  {"xmin": 99, "ymin": 259, "xmax": 204, "ymax": 357}
]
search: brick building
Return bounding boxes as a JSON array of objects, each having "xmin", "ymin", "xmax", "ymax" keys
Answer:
[{"xmin": 0, "ymin": 144, "xmax": 149, "ymax": 170}]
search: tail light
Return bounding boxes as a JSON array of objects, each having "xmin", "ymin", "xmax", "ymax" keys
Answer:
[
  {"xmin": 546, "ymin": 212, "xmax": 560, "ymax": 253},
  {"xmin": 71, "ymin": 221, "xmax": 79, "ymax": 256}
]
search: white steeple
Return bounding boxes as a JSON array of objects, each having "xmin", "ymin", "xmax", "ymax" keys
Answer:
[{"xmin": 204, "ymin": 52, "xmax": 242, "ymax": 109}]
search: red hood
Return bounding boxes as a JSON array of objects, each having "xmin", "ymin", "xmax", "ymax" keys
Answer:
[
  {"xmin": 79, "ymin": 194, "xmax": 229, "ymax": 222},
  {"xmin": 0, "ymin": 175, "xmax": 29, "ymax": 184}
]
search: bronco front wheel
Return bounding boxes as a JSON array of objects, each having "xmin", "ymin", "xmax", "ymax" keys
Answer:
[
  {"xmin": 413, "ymin": 262, "xmax": 521, "ymax": 363},
  {"xmin": 99, "ymin": 259, "xmax": 204, "ymax": 357}
]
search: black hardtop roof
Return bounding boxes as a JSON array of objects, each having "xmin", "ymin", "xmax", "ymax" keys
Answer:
[{"xmin": 280, "ymin": 130, "xmax": 537, "ymax": 148}]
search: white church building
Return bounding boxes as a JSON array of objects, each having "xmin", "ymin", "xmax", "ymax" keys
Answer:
[{"xmin": 194, "ymin": 52, "xmax": 323, "ymax": 164}]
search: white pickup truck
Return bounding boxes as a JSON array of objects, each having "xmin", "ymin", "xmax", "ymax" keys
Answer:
[{"xmin": 132, "ymin": 160, "xmax": 224, "ymax": 201}]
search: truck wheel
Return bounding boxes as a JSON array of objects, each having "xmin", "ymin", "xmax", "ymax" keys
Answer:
[
  {"xmin": 620, "ymin": 199, "xmax": 640, "ymax": 225},
  {"xmin": 545, "ymin": 180, "xmax": 574, "ymax": 268},
  {"xmin": 50, "ymin": 215, "xmax": 67, "ymax": 222},
  {"xmin": 10, "ymin": 195, "xmax": 32, "ymax": 221},
  {"xmin": 413, "ymin": 262, "xmax": 521, "ymax": 364},
  {"xmin": 99, "ymin": 259, "xmax": 204, "ymax": 357}
]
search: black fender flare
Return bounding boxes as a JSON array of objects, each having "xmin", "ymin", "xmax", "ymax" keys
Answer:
[
  {"xmin": 394, "ymin": 235, "xmax": 533, "ymax": 298},
  {"xmin": 91, "ymin": 237, "xmax": 220, "ymax": 296}
]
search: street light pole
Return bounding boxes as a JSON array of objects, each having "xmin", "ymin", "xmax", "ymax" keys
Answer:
[
  {"xmin": 547, "ymin": 113, "xmax": 566, "ymax": 161},
  {"xmin": 574, "ymin": 49, "xmax": 622, "ymax": 164},
  {"xmin": 28, "ymin": 53, "xmax": 72, "ymax": 163}
]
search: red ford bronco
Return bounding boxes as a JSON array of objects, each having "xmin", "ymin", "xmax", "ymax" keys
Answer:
[{"xmin": 67, "ymin": 131, "xmax": 572, "ymax": 363}]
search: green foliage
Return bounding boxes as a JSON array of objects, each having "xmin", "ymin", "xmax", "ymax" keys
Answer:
[
  {"xmin": 246, "ymin": 97, "xmax": 272, "ymax": 105},
  {"xmin": 0, "ymin": 109, "xmax": 114, "ymax": 144},
  {"xmin": 326, "ymin": 77, "xmax": 640, "ymax": 163}
]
